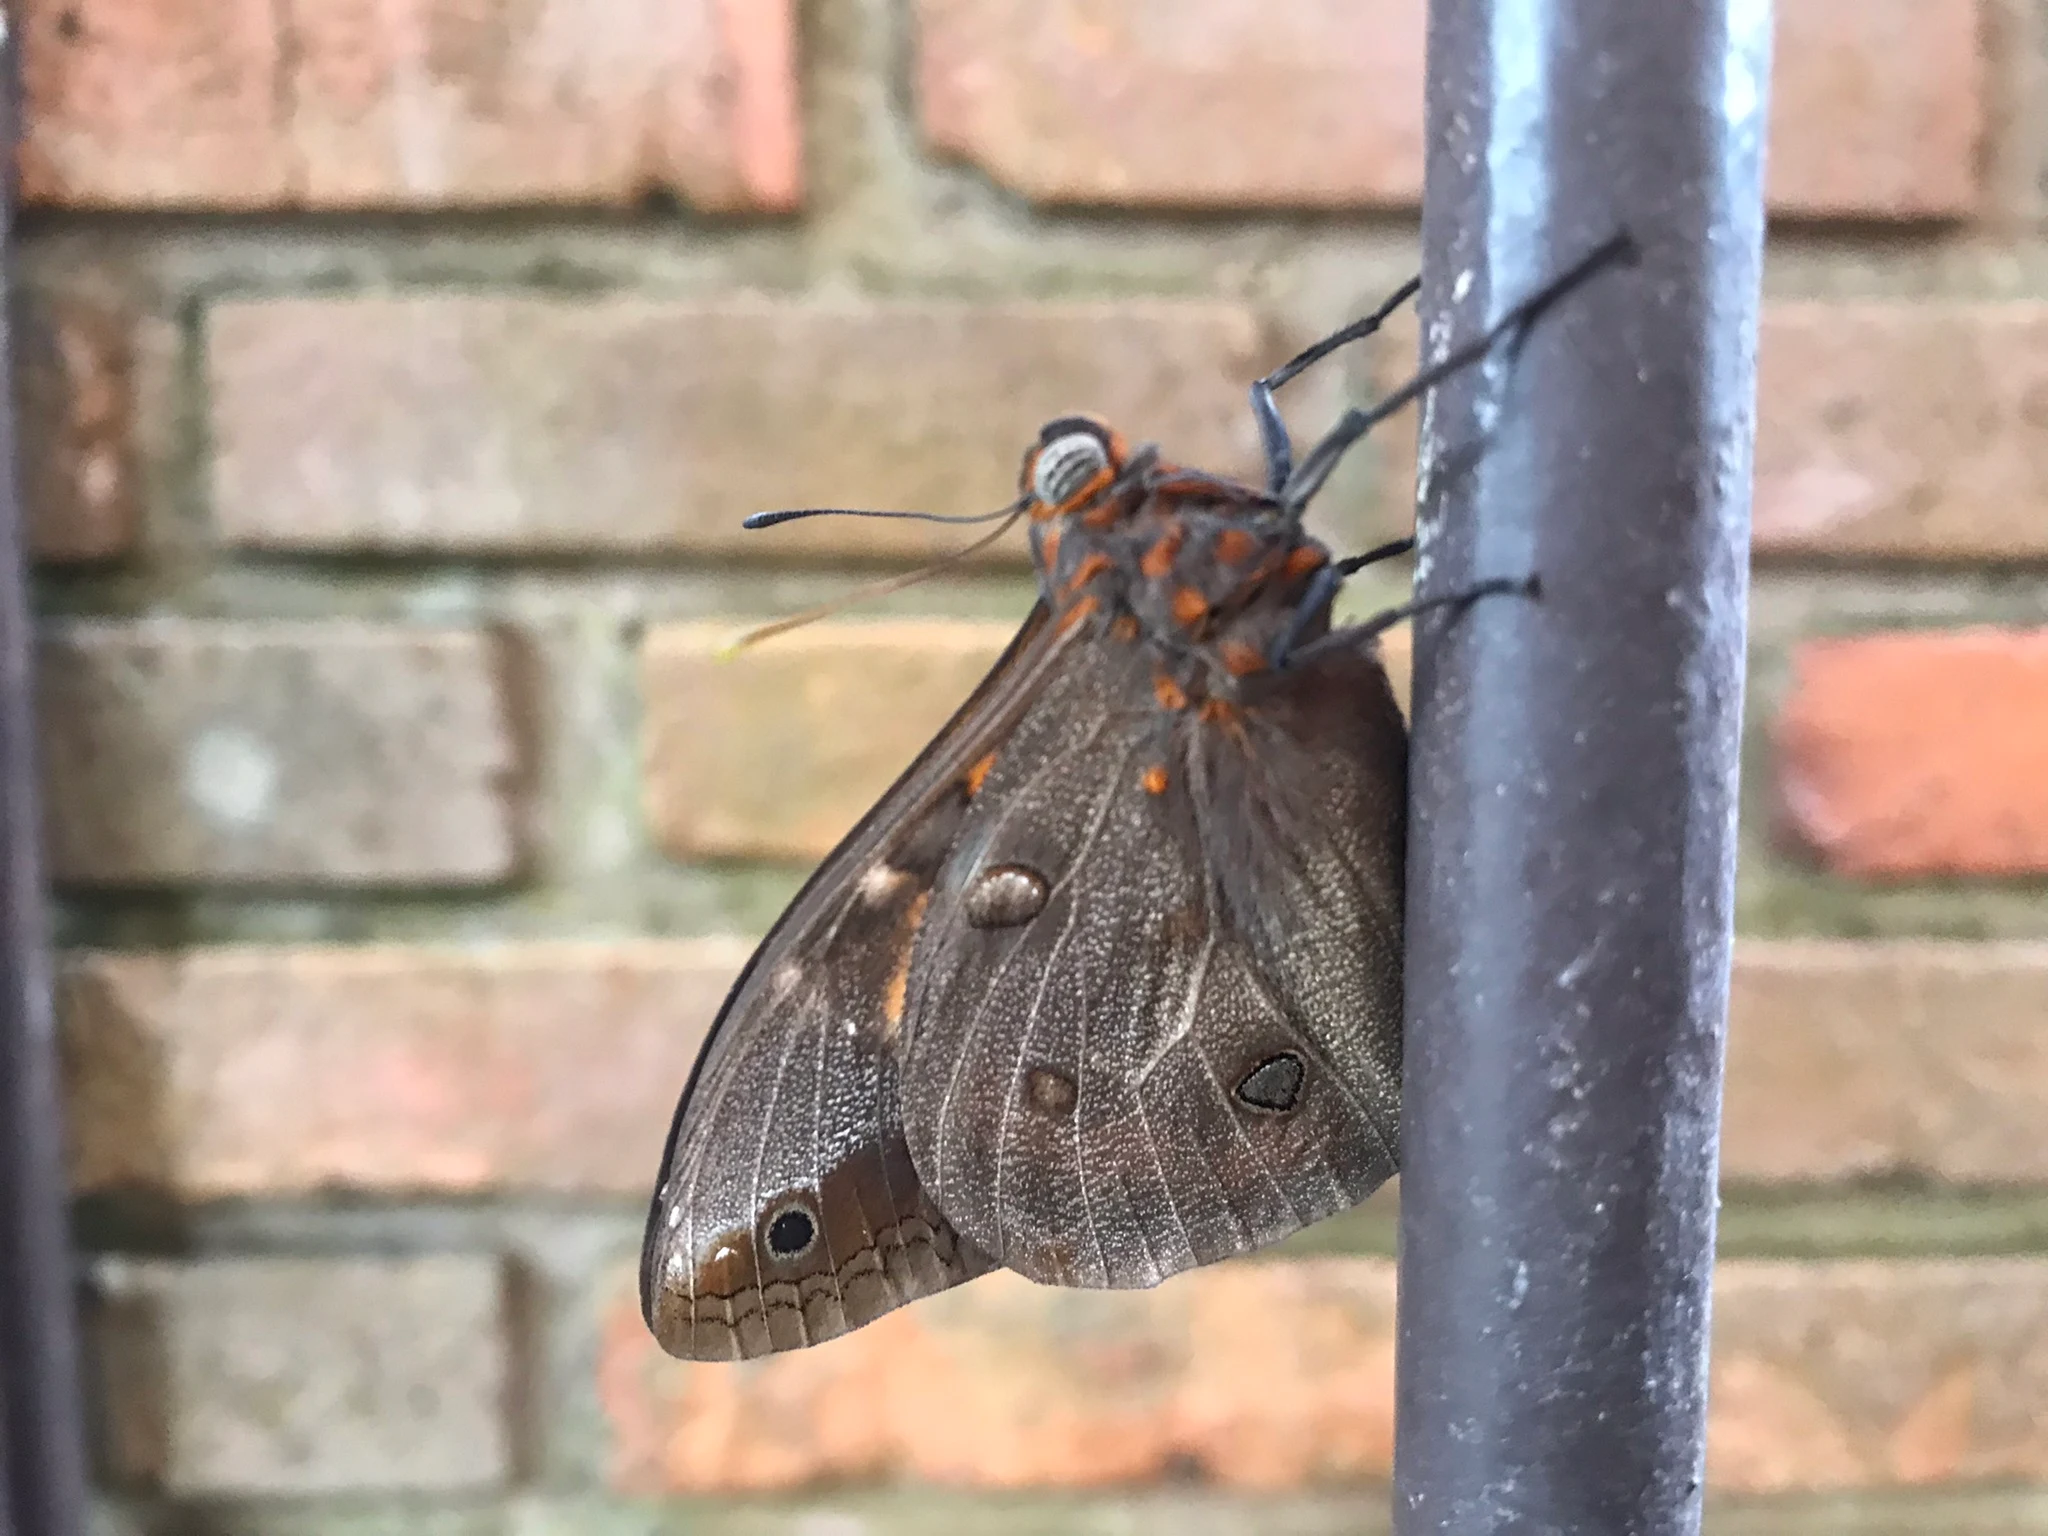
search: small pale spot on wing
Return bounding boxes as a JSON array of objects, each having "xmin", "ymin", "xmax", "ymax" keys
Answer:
[
  {"xmin": 964, "ymin": 863, "xmax": 1050, "ymax": 928},
  {"xmin": 858, "ymin": 863, "xmax": 911, "ymax": 905}
]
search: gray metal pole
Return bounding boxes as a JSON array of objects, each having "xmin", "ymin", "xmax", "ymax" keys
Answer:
[
  {"xmin": 0, "ymin": 20, "xmax": 91, "ymax": 1536},
  {"xmin": 1393, "ymin": 2, "xmax": 1770, "ymax": 1531}
]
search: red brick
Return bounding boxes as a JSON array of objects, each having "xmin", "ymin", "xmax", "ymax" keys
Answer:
[
  {"xmin": 61, "ymin": 939, "xmax": 747, "ymax": 1197},
  {"xmin": 92, "ymin": 1255, "xmax": 507, "ymax": 1494},
  {"xmin": 16, "ymin": 290, "xmax": 139, "ymax": 563},
  {"xmin": 38, "ymin": 622, "xmax": 522, "ymax": 886},
  {"xmin": 1773, "ymin": 629, "xmax": 2048, "ymax": 878},
  {"xmin": 206, "ymin": 299, "xmax": 1290, "ymax": 558},
  {"xmin": 1767, "ymin": 0, "xmax": 1984, "ymax": 219},
  {"xmin": 19, "ymin": 0, "xmax": 800, "ymax": 211},
  {"xmin": 1375, "ymin": 302, "xmax": 2048, "ymax": 560},
  {"xmin": 642, "ymin": 621, "xmax": 1014, "ymax": 862},
  {"xmin": 597, "ymin": 1257, "xmax": 2048, "ymax": 1494},
  {"xmin": 59, "ymin": 938, "xmax": 2048, "ymax": 1199},
  {"xmin": 1752, "ymin": 306, "xmax": 2048, "ymax": 562},
  {"xmin": 1723, "ymin": 942, "xmax": 2048, "ymax": 1184},
  {"xmin": 917, "ymin": 0, "xmax": 1981, "ymax": 219}
]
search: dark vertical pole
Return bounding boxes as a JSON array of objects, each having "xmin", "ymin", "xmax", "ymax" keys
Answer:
[
  {"xmin": 0, "ymin": 16, "xmax": 92, "ymax": 1536},
  {"xmin": 1393, "ymin": 2, "xmax": 1769, "ymax": 1532}
]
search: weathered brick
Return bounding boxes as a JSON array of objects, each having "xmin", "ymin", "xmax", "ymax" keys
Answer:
[
  {"xmin": 62, "ymin": 939, "xmax": 745, "ymax": 1197},
  {"xmin": 39, "ymin": 622, "xmax": 522, "ymax": 886},
  {"xmin": 19, "ymin": 0, "xmax": 800, "ymax": 211},
  {"xmin": 1773, "ymin": 629, "xmax": 2048, "ymax": 878},
  {"xmin": 919, "ymin": 0, "xmax": 1427, "ymax": 210},
  {"xmin": 58, "ymin": 936, "xmax": 2048, "ymax": 1199},
  {"xmin": 15, "ymin": 290, "xmax": 139, "ymax": 562},
  {"xmin": 206, "ymin": 299, "xmax": 1284, "ymax": 557},
  {"xmin": 1723, "ymin": 942, "xmax": 2048, "ymax": 1184},
  {"xmin": 92, "ymin": 1255, "xmax": 507, "ymax": 1495},
  {"xmin": 1708, "ymin": 1261, "xmax": 2048, "ymax": 1492},
  {"xmin": 643, "ymin": 620, "xmax": 1012, "ymax": 862},
  {"xmin": 918, "ymin": 0, "xmax": 1981, "ymax": 219},
  {"xmin": 1767, "ymin": 0, "xmax": 1984, "ymax": 219},
  {"xmin": 1375, "ymin": 303, "xmax": 2048, "ymax": 560},
  {"xmin": 1752, "ymin": 306, "xmax": 2048, "ymax": 562},
  {"xmin": 598, "ymin": 1257, "xmax": 2048, "ymax": 1494}
]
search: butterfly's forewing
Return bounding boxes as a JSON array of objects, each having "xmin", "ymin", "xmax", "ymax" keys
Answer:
[
  {"xmin": 895, "ymin": 622, "xmax": 1407, "ymax": 1288},
  {"xmin": 641, "ymin": 602, "xmax": 1082, "ymax": 1360}
]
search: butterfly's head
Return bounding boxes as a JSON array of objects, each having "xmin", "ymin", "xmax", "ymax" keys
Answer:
[{"xmin": 1021, "ymin": 415, "xmax": 1136, "ymax": 521}]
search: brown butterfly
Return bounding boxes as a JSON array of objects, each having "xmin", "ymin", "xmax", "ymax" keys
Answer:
[{"xmin": 641, "ymin": 240, "xmax": 1630, "ymax": 1361}]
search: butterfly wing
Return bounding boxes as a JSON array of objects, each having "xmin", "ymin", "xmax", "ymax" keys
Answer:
[
  {"xmin": 896, "ymin": 625, "xmax": 1407, "ymax": 1287},
  {"xmin": 640, "ymin": 602, "xmax": 1082, "ymax": 1359}
]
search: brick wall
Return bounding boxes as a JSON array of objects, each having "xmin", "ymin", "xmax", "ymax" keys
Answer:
[{"xmin": 22, "ymin": 0, "xmax": 2048, "ymax": 1531}]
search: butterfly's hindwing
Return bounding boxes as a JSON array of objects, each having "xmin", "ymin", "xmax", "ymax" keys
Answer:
[{"xmin": 896, "ymin": 625, "xmax": 1407, "ymax": 1289}]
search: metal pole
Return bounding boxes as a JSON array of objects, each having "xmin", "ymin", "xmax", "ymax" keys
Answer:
[
  {"xmin": 0, "ymin": 15, "xmax": 92, "ymax": 1536},
  {"xmin": 1393, "ymin": 1, "xmax": 1770, "ymax": 1531}
]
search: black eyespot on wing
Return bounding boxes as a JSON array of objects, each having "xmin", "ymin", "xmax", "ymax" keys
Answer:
[
  {"xmin": 765, "ymin": 1203, "xmax": 818, "ymax": 1258},
  {"xmin": 1236, "ymin": 1053, "xmax": 1306, "ymax": 1113}
]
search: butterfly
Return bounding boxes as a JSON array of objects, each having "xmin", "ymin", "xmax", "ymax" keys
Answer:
[{"xmin": 641, "ymin": 239, "xmax": 1630, "ymax": 1361}]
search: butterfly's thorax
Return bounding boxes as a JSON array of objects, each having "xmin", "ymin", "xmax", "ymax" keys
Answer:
[{"xmin": 1029, "ymin": 475, "xmax": 1335, "ymax": 703}]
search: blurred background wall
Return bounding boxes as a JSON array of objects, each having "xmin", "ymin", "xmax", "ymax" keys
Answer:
[{"xmin": 18, "ymin": 0, "xmax": 2048, "ymax": 1531}]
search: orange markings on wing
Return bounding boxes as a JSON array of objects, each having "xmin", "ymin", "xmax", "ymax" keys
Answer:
[
  {"xmin": 881, "ymin": 891, "xmax": 931, "ymax": 1037},
  {"xmin": 1065, "ymin": 551, "xmax": 1114, "ymax": 593},
  {"xmin": 1111, "ymin": 614, "xmax": 1140, "ymax": 643},
  {"xmin": 1141, "ymin": 764, "xmax": 1170, "ymax": 795},
  {"xmin": 1171, "ymin": 587, "xmax": 1210, "ymax": 628},
  {"xmin": 1285, "ymin": 545, "xmax": 1329, "ymax": 579},
  {"xmin": 1039, "ymin": 522, "xmax": 1063, "ymax": 568},
  {"xmin": 1214, "ymin": 526, "xmax": 1260, "ymax": 566},
  {"xmin": 965, "ymin": 751, "xmax": 998, "ymax": 797},
  {"xmin": 1153, "ymin": 673, "xmax": 1189, "ymax": 711},
  {"xmin": 1139, "ymin": 524, "xmax": 1186, "ymax": 579},
  {"xmin": 1220, "ymin": 639, "xmax": 1268, "ymax": 677}
]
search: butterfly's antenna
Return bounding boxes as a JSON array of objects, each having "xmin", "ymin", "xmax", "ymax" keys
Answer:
[
  {"xmin": 717, "ymin": 501, "xmax": 1029, "ymax": 659},
  {"xmin": 743, "ymin": 504, "xmax": 1022, "ymax": 531}
]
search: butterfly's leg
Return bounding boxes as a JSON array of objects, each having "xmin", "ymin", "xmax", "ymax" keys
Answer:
[
  {"xmin": 1271, "ymin": 575, "xmax": 1539, "ymax": 673},
  {"xmin": 1265, "ymin": 538, "xmax": 1417, "ymax": 668},
  {"xmin": 1278, "ymin": 231, "xmax": 1636, "ymax": 515},
  {"xmin": 1253, "ymin": 276, "xmax": 1421, "ymax": 496}
]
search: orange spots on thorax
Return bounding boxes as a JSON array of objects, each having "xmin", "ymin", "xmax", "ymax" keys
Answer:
[
  {"xmin": 1214, "ymin": 526, "xmax": 1260, "ymax": 566},
  {"xmin": 1220, "ymin": 639, "xmax": 1268, "ymax": 677},
  {"xmin": 1065, "ymin": 551, "xmax": 1113, "ymax": 593},
  {"xmin": 1140, "ymin": 523, "xmax": 1186, "ymax": 579},
  {"xmin": 1285, "ymin": 545, "xmax": 1329, "ymax": 579}
]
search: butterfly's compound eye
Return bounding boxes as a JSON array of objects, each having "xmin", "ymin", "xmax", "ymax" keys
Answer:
[{"xmin": 1032, "ymin": 429, "xmax": 1112, "ymax": 510}]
